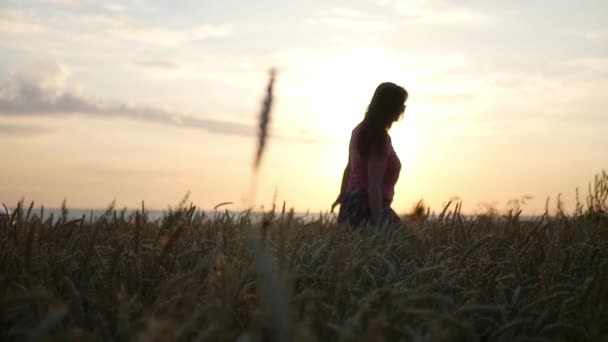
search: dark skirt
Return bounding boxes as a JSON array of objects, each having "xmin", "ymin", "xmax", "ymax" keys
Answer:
[{"xmin": 337, "ymin": 188, "xmax": 401, "ymax": 228}]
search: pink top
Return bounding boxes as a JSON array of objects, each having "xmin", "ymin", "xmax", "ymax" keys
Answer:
[{"xmin": 346, "ymin": 124, "xmax": 401, "ymax": 203}]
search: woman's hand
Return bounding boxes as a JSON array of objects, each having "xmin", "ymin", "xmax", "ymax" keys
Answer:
[
  {"xmin": 333, "ymin": 161, "xmax": 351, "ymax": 214},
  {"xmin": 331, "ymin": 194, "xmax": 342, "ymax": 213}
]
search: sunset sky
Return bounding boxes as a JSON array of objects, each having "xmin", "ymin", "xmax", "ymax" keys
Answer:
[{"xmin": 1, "ymin": 0, "xmax": 607, "ymax": 215}]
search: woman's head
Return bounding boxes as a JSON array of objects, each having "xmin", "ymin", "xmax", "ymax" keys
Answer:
[
  {"xmin": 357, "ymin": 82, "xmax": 408, "ymax": 157},
  {"xmin": 365, "ymin": 82, "xmax": 408, "ymax": 129}
]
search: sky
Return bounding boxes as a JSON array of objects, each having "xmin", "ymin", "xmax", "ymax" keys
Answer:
[{"xmin": 1, "ymin": 0, "xmax": 607, "ymax": 215}]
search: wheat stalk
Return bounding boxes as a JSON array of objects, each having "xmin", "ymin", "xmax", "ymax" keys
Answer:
[{"xmin": 254, "ymin": 68, "xmax": 276, "ymax": 170}]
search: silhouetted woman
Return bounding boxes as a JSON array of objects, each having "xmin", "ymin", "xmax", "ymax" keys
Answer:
[{"xmin": 332, "ymin": 82, "xmax": 408, "ymax": 227}]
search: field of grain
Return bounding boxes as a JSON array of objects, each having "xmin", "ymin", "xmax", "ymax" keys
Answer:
[{"xmin": 0, "ymin": 172, "xmax": 607, "ymax": 341}]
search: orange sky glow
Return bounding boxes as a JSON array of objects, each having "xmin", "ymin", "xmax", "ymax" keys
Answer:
[{"xmin": 1, "ymin": 0, "xmax": 607, "ymax": 215}]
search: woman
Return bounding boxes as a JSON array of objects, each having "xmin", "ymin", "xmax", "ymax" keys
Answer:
[{"xmin": 332, "ymin": 82, "xmax": 408, "ymax": 227}]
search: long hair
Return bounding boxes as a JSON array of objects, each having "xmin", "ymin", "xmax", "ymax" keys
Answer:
[{"xmin": 357, "ymin": 82, "xmax": 408, "ymax": 158}]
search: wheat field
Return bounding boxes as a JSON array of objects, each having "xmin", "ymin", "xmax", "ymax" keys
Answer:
[{"xmin": 0, "ymin": 172, "xmax": 607, "ymax": 341}]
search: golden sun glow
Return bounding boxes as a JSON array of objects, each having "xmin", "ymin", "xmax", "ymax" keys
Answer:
[{"xmin": 1, "ymin": 1, "xmax": 606, "ymax": 215}]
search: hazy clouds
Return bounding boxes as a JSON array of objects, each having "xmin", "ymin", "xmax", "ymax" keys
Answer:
[
  {"xmin": 133, "ymin": 60, "xmax": 181, "ymax": 70},
  {"xmin": 0, "ymin": 123, "xmax": 50, "ymax": 136},
  {"xmin": 0, "ymin": 60, "xmax": 255, "ymax": 137}
]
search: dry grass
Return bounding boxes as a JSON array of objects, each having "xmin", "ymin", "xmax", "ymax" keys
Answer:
[{"xmin": 1, "ymin": 184, "xmax": 607, "ymax": 341}]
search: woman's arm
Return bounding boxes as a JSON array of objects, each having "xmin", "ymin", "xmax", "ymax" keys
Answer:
[
  {"xmin": 331, "ymin": 162, "xmax": 350, "ymax": 213},
  {"xmin": 367, "ymin": 150, "xmax": 387, "ymax": 221}
]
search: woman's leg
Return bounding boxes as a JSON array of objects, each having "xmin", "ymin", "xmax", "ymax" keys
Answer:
[
  {"xmin": 338, "ymin": 189, "xmax": 402, "ymax": 228},
  {"xmin": 338, "ymin": 189, "xmax": 369, "ymax": 227}
]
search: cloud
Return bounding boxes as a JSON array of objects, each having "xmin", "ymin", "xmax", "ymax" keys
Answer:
[
  {"xmin": 0, "ymin": 61, "xmax": 254, "ymax": 137},
  {"xmin": 104, "ymin": 3, "xmax": 126, "ymax": 12},
  {"xmin": 0, "ymin": 10, "xmax": 44, "ymax": 33},
  {"xmin": 568, "ymin": 57, "xmax": 608, "ymax": 72},
  {"xmin": 35, "ymin": 0, "xmax": 120, "ymax": 13},
  {"xmin": 0, "ymin": 61, "xmax": 325, "ymax": 143},
  {"xmin": 308, "ymin": 7, "xmax": 388, "ymax": 33},
  {"xmin": 372, "ymin": 0, "xmax": 486, "ymax": 24},
  {"xmin": 39, "ymin": 0, "xmax": 95, "ymax": 6},
  {"xmin": 80, "ymin": 14, "xmax": 233, "ymax": 46},
  {"xmin": 323, "ymin": 7, "xmax": 362, "ymax": 18},
  {"xmin": 133, "ymin": 60, "xmax": 181, "ymax": 70},
  {"xmin": 417, "ymin": 90, "xmax": 477, "ymax": 105},
  {"xmin": 1, "ymin": 10, "xmax": 232, "ymax": 47},
  {"xmin": 579, "ymin": 28, "xmax": 608, "ymax": 41},
  {"xmin": 0, "ymin": 123, "xmax": 50, "ymax": 136},
  {"xmin": 465, "ymin": 71, "xmax": 608, "ymax": 128}
]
